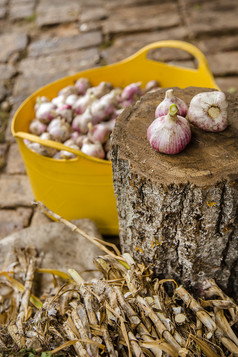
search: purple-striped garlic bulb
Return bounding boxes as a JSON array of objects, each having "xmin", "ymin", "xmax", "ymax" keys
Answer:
[
  {"xmin": 75, "ymin": 77, "xmax": 91, "ymax": 95},
  {"xmin": 155, "ymin": 89, "xmax": 187, "ymax": 118},
  {"xmin": 87, "ymin": 122, "xmax": 110, "ymax": 144},
  {"xmin": 187, "ymin": 91, "xmax": 228, "ymax": 132},
  {"xmin": 35, "ymin": 102, "xmax": 57, "ymax": 123},
  {"xmin": 147, "ymin": 104, "xmax": 191, "ymax": 155}
]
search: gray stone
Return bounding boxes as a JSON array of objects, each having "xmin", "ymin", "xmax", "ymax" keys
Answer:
[
  {"xmin": 166, "ymin": 60, "xmax": 195, "ymax": 69},
  {"xmin": 28, "ymin": 31, "xmax": 102, "ymax": 57},
  {"xmin": 30, "ymin": 206, "xmax": 52, "ymax": 226},
  {"xmin": 13, "ymin": 48, "xmax": 100, "ymax": 97},
  {"xmin": 0, "ymin": 220, "xmax": 104, "ymax": 287},
  {"xmin": 106, "ymin": 0, "xmax": 161, "ymax": 9},
  {"xmin": 0, "ymin": 7, "xmax": 6, "ymax": 18},
  {"xmin": 5, "ymin": 142, "xmax": 26, "ymax": 174},
  {"xmin": 0, "ymin": 143, "xmax": 8, "ymax": 169},
  {"xmin": 0, "ymin": 83, "xmax": 6, "ymax": 101},
  {"xmin": 0, "ymin": 64, "xmax": 17, "ymax": 81},
  {"xmin": 0, "ymin": 33, "xmax": 28, "ymax": 63},
  {"xmin": 10, "ymin": 0, "xmax": 35, "ymax": 3},
  {"xmin": 0, "ymin": 174, "xmax": 34, "ymax": 207},
  {"xmin": 102, "ymin": 27, "xmax": 188, "ymax": 64},
  {"xmin": 184, "ymin": 0, "xmax": 238, "ymax": 36},
  {"xmin": 79, "ymin": 22, "xmax": 102, "ymax": 33},
  {"xmin": 207, "ymin": 51, "xmax": 238, "ymax": 76},
  {"xmin": 5, "ymin": 97, "xmax": 29, "ymax": 143},
  {"xmin": 196, "ymin": 35, "xmax": 238, "ymax": 55},
  {"xmin": 215, "ymin": 77, "xmax": 238, "ymax": 93},
  {"xmin": 9, "ymin": 3, "xmax": 35, "ymax": 21},
  {"xmin": 36, "ymin": 0, "xmax": 80, "ymax": 27},
  {"xmin": 80, "ymin": 7, "xmax": 107, "ymax": 22},
  {"xmin": 0, "ymin": 207, "xmax": 32, "ymax": 239},
  {"xmin": 103, "ymin": 3, "xmax": 180, "ymax": 34}
]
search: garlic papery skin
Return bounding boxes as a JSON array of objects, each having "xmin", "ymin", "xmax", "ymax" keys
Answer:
[
  {"xmin": 35, "ymin": 102, "xmax": 57, "ymax": 123},
  {"xmin": 29, "ymin": 119, "xmax": 47, "ymax": 136},
  {"xmin": 81, "ymin": 138, "xmax": 105, "ymax": 159},
  {"xmin": 87, "ymin": 122, "xmax": 110, "ymax": 144},
  {"xmin": 47, "ymin": 119, "xmax": 71, "ymax": 142},
  {"xmin": 121, "ymin": 82, "xmax": 142, "ymax": 101},
  {"xmin": 147, "ymin": 104, "xmax": 191, "ymax": 155},
  {"xmin": 155, "ymin": 89, "xmax": 188, "ymax": 118},
  {"xmin": 187, "ymin": 91, "xmax": 228, "ymax": 132},
  {"xmin": 75, "ymin": 77, "xmax": 91, "ymax": 95}
]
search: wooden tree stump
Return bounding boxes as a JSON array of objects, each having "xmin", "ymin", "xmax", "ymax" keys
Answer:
[{"xmin": 111, "ymin": 87, "xmax": 238, "ymax": 298}]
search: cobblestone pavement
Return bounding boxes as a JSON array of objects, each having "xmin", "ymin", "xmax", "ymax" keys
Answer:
[{"xmin": 0, "ymin": 0, "xmax": 238, "ymax": 239}]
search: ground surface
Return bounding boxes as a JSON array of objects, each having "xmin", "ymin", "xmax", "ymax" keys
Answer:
[{"xmin": 0, "ymin": 0, "xmax": 238, "ymax": 239}]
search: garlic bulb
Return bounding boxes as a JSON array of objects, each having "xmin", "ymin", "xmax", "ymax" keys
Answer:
[
  {"xmin": 48, "ymin": 119, "xmax": 71, "ymax": 142},
  {"xmin": 147, "ymin": 104, "xmax": 191, "ymax": 155},
  {"xmin": 121, "ymin": 82, "xmax": 142, "ymax": 101},
  {"xmin": 81, "ymin": 138, "xmax": 105, "ymax": 159},
  {"xmin": 187, "ymin": 91, "xmax": 228, "ymax": 132},
  {"xmin": 145, "ymin": 80, "xmax": 160, "ymax": 92},
  {"xmin": 155, "ymin": 89, "xmax": 187, "ymax": 118},
  {"xmin": 36, "ymin": 102, "xmax": 57, "ymax": 123},
  {"xmin": 88, "ymin": 82, "xmax": 112, "ymax": 99},
  {"xmin": 88, "ymin": 122, "xmax": 110, "ymax": 144},
  {"xmin": 72, "ymin": 108, "xmax": 93, "ymax": 134},
  {"xmin": 75, "ymin": 77, "xmax": 91, "ymax": 95},
  {"xmin": 29, "ymin": 119, "xmax": 47, "ymax": 136}
]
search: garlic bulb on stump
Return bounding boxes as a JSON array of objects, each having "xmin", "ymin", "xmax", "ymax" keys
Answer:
[
  {"xmin": 147, "ymin": 104, "xmax": 191, "ymax": 155},
  {"xmin": 187, "ymin": 91, "xmax": 228, "ymax": 132},
  {"xmin": 155, "ymin": 88, "xmax": 188, "ymax": 118}
]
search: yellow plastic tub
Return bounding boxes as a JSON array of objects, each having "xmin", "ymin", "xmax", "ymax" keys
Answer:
[{"xmin": 12, "ymin": 40, "xmax": 219, "ymax": 235}]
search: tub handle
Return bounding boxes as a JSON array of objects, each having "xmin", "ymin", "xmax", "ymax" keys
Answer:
[
  {"xmin": 124, "ymin": 40, "xmax": 219, "ymax": 89},
  {"xmin": 15, "ymin": 131, "xmax": 83, "ymax": 156}
]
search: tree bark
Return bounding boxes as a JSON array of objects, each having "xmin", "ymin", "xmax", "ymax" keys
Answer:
[{"xmin": 111, "ymin": 87, "xmax": 238, "ymax": 298}]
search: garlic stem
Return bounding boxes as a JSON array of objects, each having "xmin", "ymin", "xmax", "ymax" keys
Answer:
[
  {"xmin": 166, "ymin": 89, "xmax": 174, "ymax": 99},
  {"xmin": 169, "ymin": 104, "xmax": 178, "ymax": 117}
]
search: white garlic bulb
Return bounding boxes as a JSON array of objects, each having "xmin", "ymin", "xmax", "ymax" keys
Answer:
[{"xmin": 187, "ymin": 91, "xmax": 228, "ymax": 132}]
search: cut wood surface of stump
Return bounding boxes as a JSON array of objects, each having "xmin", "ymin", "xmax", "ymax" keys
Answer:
[{"xmin": 111, "ymin": 86, "xmax": 238, "ymax": 298}]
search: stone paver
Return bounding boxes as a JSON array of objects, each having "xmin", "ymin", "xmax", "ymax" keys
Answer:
[
  {"xmin": 9, "ymin": 1, "xmax": 36, "ymax": 21},
  {"xmin": 5, "ymin": 142, "xmax": 26, "ymax": 174},
  {"xmin": 0, "ymin": 83, "xmax": 6, "ymax": 101},
  {"xmin": 0, "ymin": 143, "xmax": 8, "ymax": 169},
  {"xmin": 103, "ymin": 3, "xmax": 180, "ymax": 34},
  {"xmin": 196, "ymin": 35, "xmax": 238, "ymax": 55},
  {"xmin": 215, "ymin": 77, "xmax": 238, "ymax": 93},
  {"xmin": 0, "ymin": 7, "xmax": 6, "ymax": 19},
  {"xmin": 0, "ymin": 207, "xmax": 32, "ymax": 239},
  {"xmin": 30, "ymin": 206, "xmax": 52, "ymax": 226},
  {"xmin": 0, "ymin": 174, "xmax": 34, "ymax": 207},
  {"xmin": 184, "ymin": 0, "xmax": 238, "ymax": 37},
  {"xmin": 28, "ymin": 31, "xmax": 102, "ymax": 57},
  {"xmin": 36, "ymin": 0, "xmax": 80, "ymax": 27},
  {"xmin": 102, "ymin": 27, "xmax": 188, "ymax": 64},
  {"xmin": 0, "ymin": 64, "xmax": 17, "ymax": 81},
  {"xmin": 13, "ymin": 48, "xmax": 99, "ymax": 97},
  {"xmin": 80, "ymin": 7, "xmax": 107, "ymax": 22},
  {"xmin": 0, "ymin": 33, "xmax": 28, "ymax": 63},
  {"xmin": 207, "ymin": 51, "xmax": 238, "ymax": 76}
]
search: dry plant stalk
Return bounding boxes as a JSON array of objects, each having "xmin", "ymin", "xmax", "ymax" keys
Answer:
[{"xmin": 0, "ymin": 207, "xmax": 237, "ymax": 356}]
